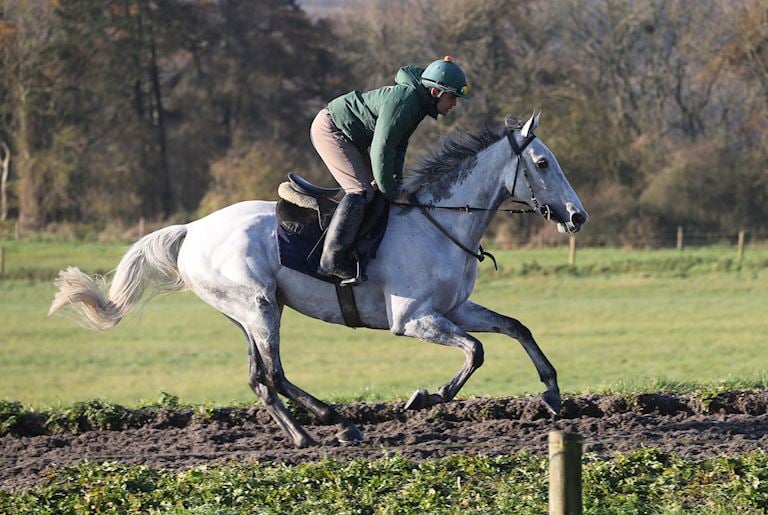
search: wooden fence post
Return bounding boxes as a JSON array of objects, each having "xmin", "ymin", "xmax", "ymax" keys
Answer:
[
  {"xmin": 676, "ymin": 226, "xmax": 683, "ymax": 251},
  {"xmin": 549, "ymin": 431, "xmax": 583, "ymax": 515},
  {"xmin": 139, "ymin": 217, "xmax": 145, "ymax": 239},
  {"xmin": 568, "ymin": 235, "xmax": 576, "ymax": 268},
  {"xmin": 14, "ymin": 221, "xmax": 19, "ymax": 241},
  {"xmin": 737, "ymin": 230, "xmax": 745, "ymax": 263}
]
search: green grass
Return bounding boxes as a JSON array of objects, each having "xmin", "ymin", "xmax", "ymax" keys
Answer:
[
  {"xmin": 2, "ymin": 450, "xmax": 768, "ymax": 513},
  {"xmin": 0, "ymin": 240, "xmax": 128, "ymax": 280},
  {"xmin": 1, "ymin": 241, "xmax": 767, "ymax": 408}
]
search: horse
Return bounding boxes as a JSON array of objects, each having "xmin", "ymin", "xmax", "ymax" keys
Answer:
[{"xmin": 48, "ymin": 112, "xmax": 588, "ymax": 448}]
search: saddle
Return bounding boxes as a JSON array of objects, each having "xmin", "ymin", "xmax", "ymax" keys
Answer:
[{"xmin": 275, "ymin": 173, "xmax": 389, "ymax": 285}]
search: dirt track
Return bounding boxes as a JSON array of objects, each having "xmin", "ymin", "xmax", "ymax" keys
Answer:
[{"xmin": 3, "ymin": 391, "xmax": 768, "ymax": 492}]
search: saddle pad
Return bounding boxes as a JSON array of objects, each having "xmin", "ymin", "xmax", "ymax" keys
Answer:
[{"xmin": 276, "ymin": 204, "xmax": 389, "ymax": 284}]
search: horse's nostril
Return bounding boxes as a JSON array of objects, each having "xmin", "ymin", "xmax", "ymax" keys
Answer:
[{"xmin": 571, "ymin": 212, "xmax": 586, "ymax": 226}]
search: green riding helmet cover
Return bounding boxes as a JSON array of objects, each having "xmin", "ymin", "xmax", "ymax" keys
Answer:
[{"xmin": 421, "ymin": 56, "xmax": 471, "ymax": 98}]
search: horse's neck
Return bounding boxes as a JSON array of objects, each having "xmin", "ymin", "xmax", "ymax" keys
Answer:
[{"xmin": 415, "ymin": 140, "xmax": 510, "ymax": 248}]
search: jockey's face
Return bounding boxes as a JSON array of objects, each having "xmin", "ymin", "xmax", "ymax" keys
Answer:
[{"xmin": 432, "ymin": 89, "xmax": 458, "ymax": 116}]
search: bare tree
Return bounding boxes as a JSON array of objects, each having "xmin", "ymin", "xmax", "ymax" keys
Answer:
[
  {"xmin": 719, "ymin": 0, "xmax": 768, "ymax": 154},
  {"xmin": 720, "ymin": 0, "xmax": 768, "ymax": 104},
  {"xmin": 0, "ymin": 0, "xmax": 57, "ymax": 229}
]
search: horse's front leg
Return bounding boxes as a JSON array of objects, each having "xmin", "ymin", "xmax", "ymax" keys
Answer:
[
  {"xmin": 399, "ymin": 312, "xmax": 485, "ymax": 410},
  {"xmin": 446, "ymin": 301, "xmax": 561, "ymax": 415}
]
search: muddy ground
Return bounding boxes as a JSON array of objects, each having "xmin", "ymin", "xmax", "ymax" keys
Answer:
[{"xmin": 2, "ymin": 391, "xmax": 767, "ymax": 491}]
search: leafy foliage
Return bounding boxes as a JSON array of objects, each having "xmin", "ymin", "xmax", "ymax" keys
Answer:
[
  {"xmin": 0, "ymin": 400, "xmax": 23, "ymax": 434},
  {"xmin": 45, "ymin": 399, "xmax": 130, "ymax": 433},
  {"xmin": 2, "ymin": 451, "xmax": 768, "ymax": 513}
]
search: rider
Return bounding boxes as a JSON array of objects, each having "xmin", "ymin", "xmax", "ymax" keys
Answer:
[{"xmin": 311, "ymin": 56, "xmax": 470, "ymax": 285}]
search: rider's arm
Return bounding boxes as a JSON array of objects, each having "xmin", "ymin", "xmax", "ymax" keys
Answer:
[
  {"xmin": 370, "ymin": 96, "xmax": 419, "ymax": 201},
  {"xmin": 393, "ymin": 143, "xmax": 408, "ymax": 187}
]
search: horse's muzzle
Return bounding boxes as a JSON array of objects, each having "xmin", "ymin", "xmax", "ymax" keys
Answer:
[{"xmin": 554, "ymin": 202, "xmax": 588, "ymax": 234}]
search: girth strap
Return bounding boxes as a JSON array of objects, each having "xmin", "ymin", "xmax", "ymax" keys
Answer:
[{"xmin": 335, "ymin": 283, "xmax": 364, "ymax": 328}]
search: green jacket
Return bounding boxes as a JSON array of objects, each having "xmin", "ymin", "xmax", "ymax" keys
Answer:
[{"xmin": 328, "ymin": 66, "xmax": 438, "ymax": 201}]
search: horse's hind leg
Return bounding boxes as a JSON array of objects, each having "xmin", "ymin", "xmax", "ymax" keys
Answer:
[
  {"xmin": 250, "ymin": 379, "xmax": 315, "ymax": 448},
  {"xmin": 399, "ymin": 312, "xmax": 485, "ymax": 410},
  {"xmin": 278, "ymin": 380, "xmax": 363, "ymax": 444},
  {"xmin": 446, "ymin": 301, "xmax": 561, "ymax": 415},
  {"xmin": 230, "ymin": 317, "xmax": 315, "ymax": 448},
  {"xmin": 241, "ymin": 301, "xmax": 363, "ymax": 444}
]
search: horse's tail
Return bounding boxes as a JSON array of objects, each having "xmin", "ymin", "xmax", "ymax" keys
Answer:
[{"xmin": 48, "ymin": 224, "xmax": 188, "ymax": 331}]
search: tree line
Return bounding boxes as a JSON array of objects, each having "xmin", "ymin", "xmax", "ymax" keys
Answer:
[{"xmin": 0, "ymin": 0, "xmax": 765, "ymax": 245}]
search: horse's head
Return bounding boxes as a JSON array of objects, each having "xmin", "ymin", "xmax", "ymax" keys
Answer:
[{"xmin": 503, "ymin": 113, "xmax": 588, "ymax": 233}]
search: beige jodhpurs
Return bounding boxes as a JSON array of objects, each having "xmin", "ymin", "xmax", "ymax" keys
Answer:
[{"xmin": 310, "ymin": 108, "xmax": 375, "ymax": 201}]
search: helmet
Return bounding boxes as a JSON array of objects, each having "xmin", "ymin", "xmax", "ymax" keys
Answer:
[{"xmin": 421, "ymin": 56, "xmax": 470, "ymax": 98}]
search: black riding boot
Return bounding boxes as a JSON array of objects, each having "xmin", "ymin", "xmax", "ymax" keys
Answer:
[{"xmin": 319, "ymin": 192, "xmax": 367, "ymax": 285}]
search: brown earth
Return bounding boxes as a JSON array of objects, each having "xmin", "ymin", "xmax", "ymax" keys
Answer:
[{"xmin": 2, "ymin": 391, "xmax": 768, "ymax": 492}]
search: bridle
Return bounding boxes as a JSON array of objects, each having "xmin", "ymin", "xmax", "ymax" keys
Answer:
[
  {"xmin": 505, "ymin": 130, "xmax": 552, "ymax": 221},
  {"xmin": 393, "ymin": 129, "xmax": 549, "ymax": 268}
]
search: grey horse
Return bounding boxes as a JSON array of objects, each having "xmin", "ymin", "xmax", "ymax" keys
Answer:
[{"xmin": 49, "ymin": 113, "xmax": 588, "ymax": 447}]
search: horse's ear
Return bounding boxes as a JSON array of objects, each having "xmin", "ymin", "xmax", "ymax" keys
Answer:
[{"xmin": 521, "ymin": 110, "xmax": 540, "ymax": 138}]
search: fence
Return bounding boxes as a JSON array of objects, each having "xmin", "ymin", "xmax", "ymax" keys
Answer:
[
  {"xmin": 0, "ymin": 221, "xmax": 765, "ymax": 279},
  {"xmin": 549, "ymin": 430, "xmax": 583, "ymax": 515},
  {"xmin": 495, "ymin": 225, "xmax": 768, "ymax": 249},
  {"xmin": 1, "ymin": 217, "xmax": 766, "ymax": 246}
]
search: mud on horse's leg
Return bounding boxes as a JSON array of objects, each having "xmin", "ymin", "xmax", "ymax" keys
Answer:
[
  {"xmin": 399, "ymin": 312, "xmax": 485, "ymax": 410},
  {"xmin": 446, "ymin": 301, "xmax": 561, "ymax": 415}
]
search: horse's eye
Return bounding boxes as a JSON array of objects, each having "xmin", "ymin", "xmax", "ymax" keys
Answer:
[{"xmin": 536, "ymin": 158, "xmax": 548, "ymax": 169}]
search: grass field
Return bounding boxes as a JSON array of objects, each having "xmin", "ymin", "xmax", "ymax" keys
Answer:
[{"xmin": 1, "ymin": 240, "xmax": 767, "ymax": 408}]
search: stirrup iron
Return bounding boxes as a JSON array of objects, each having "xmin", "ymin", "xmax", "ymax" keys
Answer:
[{"xmin": 339, "ymin": 258, "xmax": 367, "ymax": 286}]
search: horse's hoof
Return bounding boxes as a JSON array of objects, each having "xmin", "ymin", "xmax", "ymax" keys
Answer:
[
  {"xmin": 405, "ymin": 389, "xmax": 429, "ymax": 410},
  {"xmin": 336, "ymin": 424, "xmax": 364, "ymax": 444},
  {"xmin": 405, "ymin": 389, "xmax": 443, "ymax": 410},
  {"xmin": 424, "ymin": 393, "xmax": 443, "ymax": 408},
  {"xmin": 542, "ymin": 390, "xmax": 561, "ymax": 415},
  {"xmin": 294, "ymin": 435, "xmax": 317, "ymax": 448}
]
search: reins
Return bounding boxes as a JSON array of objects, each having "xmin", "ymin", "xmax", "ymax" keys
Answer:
[
  {"xmin": 393, "ymin": 129, "xmax": 545, "ymax": 269},
  {"xmin": 404, "ymin": 192, "xmax": 499, "ymax": 270},
  {"xmin": 391, "ymin": 200, "xmax": 537, "ymax": 215}
]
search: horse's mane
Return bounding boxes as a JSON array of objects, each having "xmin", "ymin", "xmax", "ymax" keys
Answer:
[{"xmin": 403, "ymin": 116, "xmax": 524, "ymax": 199}]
